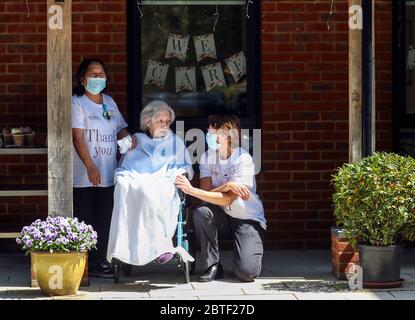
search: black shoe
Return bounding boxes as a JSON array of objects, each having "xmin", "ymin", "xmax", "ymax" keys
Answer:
[
  {"xmin": 89, "ymin": 261, "xmax": 114, "ymax": 278},
  {"xmin": 199, "ymin": 263, "xmax": 223, "ymax": 282}
]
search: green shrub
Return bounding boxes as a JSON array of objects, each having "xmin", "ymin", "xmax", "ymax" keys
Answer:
[{"xmin": 332, "ymin": 152, "xmax": 415, "ymax": 247}]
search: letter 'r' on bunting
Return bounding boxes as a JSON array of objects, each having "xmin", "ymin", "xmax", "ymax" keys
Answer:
[
  {"xmin": 175, "ymin": 66, "xmax": 196, "ymax": 93},
  {"xmin": 144, "ymin": 60, "xmax": 169, "ymax": 89},
  {"xmin": 201, "ymin": 62, "xmax": 226, "ymax": 92},
  {"xmin": 165, "ymin": 33, "xmax": 190, "ymax": 62}
]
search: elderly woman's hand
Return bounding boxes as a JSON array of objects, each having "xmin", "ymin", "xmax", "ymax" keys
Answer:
[
  {"xmin": 130, "ymin": 135, "xmax": 137, "ymax": 150},
  {"xmin": 175, "ymin": 175, "xmax": 194, "ymax": 195}
]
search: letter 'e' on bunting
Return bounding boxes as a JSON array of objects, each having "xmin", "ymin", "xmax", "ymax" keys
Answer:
[
  {"xmin": 194, "ymin": 34, "xmax": 217, "ymax": 62},
  {"xmin": 201, "ymin": 62, "xmax": 226, "ymax": 92},
  {"xmin": 165, "ymin": 33, "xmax": 190, "ymax": 62},
  {"xmin": 175, "ymin": 66, "xmax": 196, "ymax": 93},
  {"xmin": 225, "ymin": 51, "xmax": 247, "ymax": 83},
  {"xmin": 144, "ymin": 60, "xmax": 169, "ymax": 89}
]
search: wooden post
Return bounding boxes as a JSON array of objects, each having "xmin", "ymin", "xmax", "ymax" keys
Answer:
[
  {"xmin": 32, "ymin": 2, "xmax": 88, "ymax": 288},
  {"xmin": 47, "ymin": 0, "xmax": 73, "ymax": 217},
  {"xmin": 349, "ymin": 0, "xmax": 363, "ymax": 163}
]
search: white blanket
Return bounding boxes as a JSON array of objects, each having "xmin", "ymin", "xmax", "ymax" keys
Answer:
[{"xmin": 106, "ymin": 130, "xmax": 194, "ymax": 266}]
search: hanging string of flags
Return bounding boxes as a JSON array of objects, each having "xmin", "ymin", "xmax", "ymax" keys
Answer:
[{"xmin": 144, "ymin": 33, "xmax": 247, "ymax": 93}]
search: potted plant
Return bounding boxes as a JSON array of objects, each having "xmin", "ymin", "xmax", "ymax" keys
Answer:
[
  {"xmin": 16, "ymin": 216, "xmax": 97, "ymax": 296},
  {"xmin": 332, "ymin": 152, "xmax": 415, "ymax": 288}
]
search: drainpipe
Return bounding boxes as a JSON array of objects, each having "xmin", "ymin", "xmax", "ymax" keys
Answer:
[{"xmin": 362, "ymin": 0, "xmax": 375, "ymax": 157}]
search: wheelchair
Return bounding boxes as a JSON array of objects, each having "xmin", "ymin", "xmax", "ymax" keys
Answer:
[{"xmin": 112, "ymin": 183, "xmax": 196, "ymax": 284}]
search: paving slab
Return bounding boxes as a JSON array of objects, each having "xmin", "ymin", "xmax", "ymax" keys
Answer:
[
  {"xmin": 1, "ymin": 249, "xmax": 415, "ymax": 300},
  {"xmin": 205, "ymin": 294, "xmax": 297, "ymax": 300}
]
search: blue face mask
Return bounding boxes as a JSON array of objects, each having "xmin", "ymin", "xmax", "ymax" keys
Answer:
[
  {"xmin": 206, "ymin": 132, "xmax": 221, "ymax": 150},
  {"xmin": 85, "ymin": 78, "xmax": 107, "ymax": 95}
]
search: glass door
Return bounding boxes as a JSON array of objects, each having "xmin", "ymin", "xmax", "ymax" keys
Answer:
[{"xmin": 394, "ymin": 0, "xmax": 415, "ymax": 156}]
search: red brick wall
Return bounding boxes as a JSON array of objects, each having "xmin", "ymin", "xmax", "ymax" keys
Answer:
[
  {"xmin": 0, "ymin": 1, "xmax": 394, "ymax": 249},
  {"xmin": 259, "ymin": 0, "xmax": 393, "ymax": 249},
  {"xmin": 0, "ymin": 0, "xmax": 127, "ymax": 232}
]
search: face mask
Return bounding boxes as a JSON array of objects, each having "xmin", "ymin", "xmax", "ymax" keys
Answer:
[
  {"xmin": 85, "ymin": 78, "xmax": 106, "ymax": 95},
  {"xmin": 206, "ymin": 132, "xmax": 221, "ymax": 150}
]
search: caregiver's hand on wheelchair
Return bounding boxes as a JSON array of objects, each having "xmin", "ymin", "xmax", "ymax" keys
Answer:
[
  {"xmin": 175, "ymin": 174, "xmax": 194, "ymax": 195},
  {"xmin": 175, "ymin": 175, "xmax": 249, "ymax": 201}
]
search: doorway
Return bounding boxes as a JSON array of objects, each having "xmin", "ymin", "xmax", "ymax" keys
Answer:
[{"xmin": 394, "ymin": 0, "xmax": 415, "ymax": 156}]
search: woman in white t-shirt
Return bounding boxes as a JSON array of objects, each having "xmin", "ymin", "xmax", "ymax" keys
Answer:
[
  {"xmin": 71, "ymin": 58, "xmax": 136, "ymax": 278},
  {"xmin": 176, "ymin": 114, "xmax": 266, "ymax": 283}
]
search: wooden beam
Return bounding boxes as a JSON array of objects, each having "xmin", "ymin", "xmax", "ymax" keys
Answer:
[
  {"xmin": 47, "ymin": 0, "xmax": 73, "ymax": 217},
  {"xmin": 349, "ymin": 0, "xmax": 363, "ymax": 163}
]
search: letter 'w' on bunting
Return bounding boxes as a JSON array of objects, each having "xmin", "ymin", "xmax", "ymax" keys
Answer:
[
  {"xmin": 194, "ymin": 34, "xmax": 217, "ymax": 62},
  {"xmin": 175, "ymin": 66, "xmax": 196, "ymax": 93},
  {"xmin": 144, "ymin": 60, "xmax": 169, "ymax": 89},
  {"xmin": 165, "ymin": 33, "xmax": 190, "ymax": 62},
  {"xmin": 201, "ymin": 62, "xmax": 226, "ymax": 92},
  {"xmin": 225, "ymin": 51, "xmax": 247, "ymax": 83}
]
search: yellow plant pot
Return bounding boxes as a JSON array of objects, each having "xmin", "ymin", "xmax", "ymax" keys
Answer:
[{"xmin": 31, "ymin": 251, "xmax": 86, "ymax": 296}]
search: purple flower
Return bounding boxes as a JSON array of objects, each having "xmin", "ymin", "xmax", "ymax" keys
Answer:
[{"xmin": 16, "ymin": 216, "xmax": 96, "ymax": 253}]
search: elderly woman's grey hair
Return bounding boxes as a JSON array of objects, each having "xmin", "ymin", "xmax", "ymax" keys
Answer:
[{"xmin": 140, "ymin": 100, "xmax": 176, "ymax": 132}]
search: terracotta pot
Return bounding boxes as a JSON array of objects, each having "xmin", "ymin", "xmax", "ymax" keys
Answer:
[
  {"xmin": 31, "ymin": 251, "xmax": 86, "ymax": 296},
  {"xmin": 12, "ymin": 134, "xmax": 24, "ymax": 146}
]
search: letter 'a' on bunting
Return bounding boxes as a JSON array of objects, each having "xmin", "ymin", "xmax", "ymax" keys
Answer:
[
  {"xmin": 175, "ymin": 66, "xmax": 197, "ymax": 93},
  {"xmin": 165, "ymin": 33, "xmax": 190, "ymax": 62},
  {"xmin": 225, "ymin": 51, "xmax": 247, "ymax": 83},
  {"xmin": 144, "ymin": 60, "xmax": 169, "ymax": 89},
  {"xmin": 201, "ymin": 62, "xmax": 227, "ymax": 92}
]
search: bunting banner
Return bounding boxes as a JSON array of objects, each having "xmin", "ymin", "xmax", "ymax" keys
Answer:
[
  {"xmin": 145, "ymin": 32, "xmax": 246, "ymax": 92},
  {"xmin": 194, "ymin": 34, "xmax": 217, "ymax": 62},
  {"xmin": 144, "ymin": 60, "xmax": 169, "ymax": 88},
  {"xmin": 165, "ymin": 33, "xmax": 190, "ymax": 62},
  {"xmin": 201, "ymin": 62, "xmax": 226, "ymax": 92},
  {"xmin": 175, "ymin": 66, "xmax": 196, "ymax": 93},
  {"xmin": 225, "ymin": 51, "xmax": 247, "ymax": 83}
]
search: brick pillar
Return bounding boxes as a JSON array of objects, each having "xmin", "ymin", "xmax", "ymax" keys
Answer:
[{"xmin": 331, "ymin": 226, "xmax": 359, "ymax": 280}]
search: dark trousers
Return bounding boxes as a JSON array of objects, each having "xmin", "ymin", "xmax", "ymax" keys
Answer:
[
  {"xmin": 73, "ymin": 186, "xmax": 114, "ymax": 267},
  {"xmin": 192, "ymin": 203, "xmax": 265, "ymax": 282}
]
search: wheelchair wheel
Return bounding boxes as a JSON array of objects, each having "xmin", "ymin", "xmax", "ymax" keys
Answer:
[
  {"xmin": 182, "ymin": 258, "xmax": 191, "ymax": 283},
  {"xmin": 122, "ymin": 263, "xmax": 132, "ymax": 276},
  {"xmin": 113, "ymin": 260, "xmax": 120, "ymax": 284},
  {"xmin": 187, "ymin": 230, "xmax": 197, "ymax": 276}
]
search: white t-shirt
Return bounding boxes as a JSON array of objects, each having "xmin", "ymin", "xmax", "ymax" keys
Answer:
[
  {"xmin": 72, "ymin": 94, "xmax": 128, "ymax": 188},
  {"xmin": 199, "ymin": 148, "xmax": 267, "ymax": 230}
]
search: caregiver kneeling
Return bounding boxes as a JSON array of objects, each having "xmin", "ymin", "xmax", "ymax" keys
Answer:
[
  {"xmin": 106, "ymin": 101, "xmax": 194, "ymax": 267},
  {"xmin": 175, "ymin": 114, "xmax": 266, "ymax": 283}
]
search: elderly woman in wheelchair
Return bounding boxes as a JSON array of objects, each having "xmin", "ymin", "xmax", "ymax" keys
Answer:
[{"xmin": 106, "ymin": 100, "xmax": 194, "ymax": 274}]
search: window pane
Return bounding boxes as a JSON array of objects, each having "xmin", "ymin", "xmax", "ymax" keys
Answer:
[
  {"xmin": 406, "ymin": 2, "xmax": 415, "ymax": 113},
  {"xmin": 140, "ymin": 4, "xmax": 247, "ymax": 118}
]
